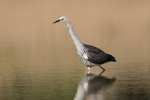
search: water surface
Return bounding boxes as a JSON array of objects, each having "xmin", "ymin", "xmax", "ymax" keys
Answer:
[{"xmin": 0, "ymin": 1, "xmax": 150, "ymax": 100}]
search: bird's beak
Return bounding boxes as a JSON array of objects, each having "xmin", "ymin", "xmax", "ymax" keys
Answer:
[{"xmin": 53, "ymin": 19, "xmax": 60, "ymax": 24}]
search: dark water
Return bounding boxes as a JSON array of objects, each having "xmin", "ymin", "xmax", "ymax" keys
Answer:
[{"xmin": 0, "ymin": 1, "xmax": 150, "ymax": 100}]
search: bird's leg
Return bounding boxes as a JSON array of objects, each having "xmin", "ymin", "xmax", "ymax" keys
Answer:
[
  {"xmin": 99, "ymin": 65, "xmax": 105, "ymax": 75},
  {"xmin": 87, "ymin": 67, "xmax": 91, "ymax": 74}
]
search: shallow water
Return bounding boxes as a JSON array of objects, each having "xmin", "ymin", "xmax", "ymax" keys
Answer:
[{"xmin": 0, "ymin": 1, "xmax": 150, "ymax": 100}]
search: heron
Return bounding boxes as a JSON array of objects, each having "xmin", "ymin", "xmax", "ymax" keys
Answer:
[{"xmin": 53, "ymin": 16, "xmax": 116, "ymax": 74}]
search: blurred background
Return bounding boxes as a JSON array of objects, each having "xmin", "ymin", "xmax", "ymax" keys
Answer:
[{"xmin": 0, "ymin": 0, "xmax": 150, "ymax": 100}]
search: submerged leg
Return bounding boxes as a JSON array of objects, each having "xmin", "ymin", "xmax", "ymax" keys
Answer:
[
  {"xmin": 99, "ymin": 65, "xmax": 105, "ymax": 75},
  {"xmin": 87, "ymin": 67, "xmax": 91, "ymax": 74}
]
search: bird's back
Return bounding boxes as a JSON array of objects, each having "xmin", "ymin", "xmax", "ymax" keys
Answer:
[{"xmin": 83, "ymin": 44, "xmax": 116, "ymax": 65}]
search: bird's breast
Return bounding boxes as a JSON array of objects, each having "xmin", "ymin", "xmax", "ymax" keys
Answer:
[
  {"xmin": 77, "ymin": 50, "xmax": 96, "ymax": 67},
  {"xmin": 82, "ymin": 53, "xmax": 88, "ymax": 59}
]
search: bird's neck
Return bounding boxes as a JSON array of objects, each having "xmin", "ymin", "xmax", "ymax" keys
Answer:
[{"xmin": 66, "ymin": 21, "xmax": 84, "ymax": 51}]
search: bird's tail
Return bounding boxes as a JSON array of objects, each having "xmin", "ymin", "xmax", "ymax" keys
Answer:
[{"xmin": 109, "ymin": 55, "xmax": 116, "ymax": 62}]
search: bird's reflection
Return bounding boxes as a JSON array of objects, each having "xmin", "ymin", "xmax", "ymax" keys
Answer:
[{"xmin": 74, "ymin": 73, "xmax": 116, "ymax": 100}]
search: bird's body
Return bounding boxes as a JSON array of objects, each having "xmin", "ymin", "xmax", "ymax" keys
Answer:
[
  {"xmin": 53, "ymin": 16, "xmax": 116, "ymax": 74},
  {"xmin": 80, "ymin": 44, "xmax": 116, "ymax": 66}
]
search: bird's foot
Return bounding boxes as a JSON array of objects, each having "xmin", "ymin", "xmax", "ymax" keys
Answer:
[
  {"xmin": 99, "ymin": 65, "xmax": 105, "ymax": 75},
  {"xmin": 87, "ymin": 67, "xmax": 91, "ymax": 74},
  {"xmin": 99, "ymin": 70, "xmax": 105, "ymax": 75}
]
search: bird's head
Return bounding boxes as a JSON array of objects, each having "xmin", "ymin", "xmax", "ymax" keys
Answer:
[{"xmin": 53, "ymin": 16, "xmax": 68, "ymax": 24}]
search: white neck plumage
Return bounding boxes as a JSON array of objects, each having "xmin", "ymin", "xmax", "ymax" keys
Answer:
[{"xmin": 65, "ymin": 20, "xmax": 84, "ymax": 51}]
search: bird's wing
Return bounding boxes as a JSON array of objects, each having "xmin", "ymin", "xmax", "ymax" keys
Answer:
[{"xmin": 84, "ymin": 44, "xmax": 115, "ymax": 64}]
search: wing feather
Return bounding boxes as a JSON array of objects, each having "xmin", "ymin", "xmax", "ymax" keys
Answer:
[{"xmin": 84, "ymin": 44, "xmax": 116, "ymax": 64}]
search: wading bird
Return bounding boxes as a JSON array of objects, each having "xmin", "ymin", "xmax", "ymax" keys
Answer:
[{"xmin": 53, "ymin": 16, "xmax": 116, "ymax": 74}]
